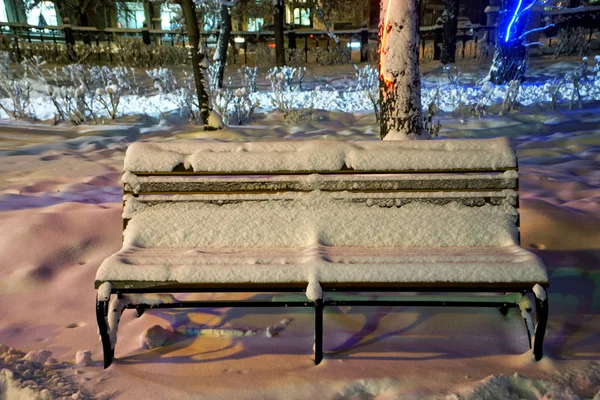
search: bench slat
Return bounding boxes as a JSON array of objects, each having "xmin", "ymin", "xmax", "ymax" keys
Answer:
[
  {"xmin": 129, "ymin": 167, "xmax": 518, "ymax": 176},
  {"xmin": 123, "ymin": 171, "xmax": 518, "ymax": 194},
  {"xmin": 98, "ymin": 281, "xmax": 547, "ymax": 291}
]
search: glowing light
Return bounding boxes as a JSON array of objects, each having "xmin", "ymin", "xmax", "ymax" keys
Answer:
[
  {"xmin": 380, "ymin": 0, "xmax": 393, "ymax": 86},
  {"xmin": 234, "ymin": 37, "xmax": 245, "ymax": 43},
  {"xmin": 505, "ymin": 0, "xmax": 523, "ymax": 42}
]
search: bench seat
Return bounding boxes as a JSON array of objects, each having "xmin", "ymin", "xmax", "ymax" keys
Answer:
[{"xmin": 95, "ymin": 245, "xmax": 548, "ymax": 290}]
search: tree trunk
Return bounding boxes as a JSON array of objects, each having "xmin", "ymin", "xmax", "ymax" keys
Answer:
[
  {"xmin": 180, "ymin": 0, "xmax": 212, "ymax": 128},
  {"xmin": 79, "ymin": 11, "xmax": 92, "ymax": 44},
  {"xmin": 487, "ymin": 0, "xmax": 529, "ymax": 84},
  {"xmin": 379, "ymin": 0, "xmax": 427, "ymax": 140},
  {"xmin": 274, "ymin": 0, "xmax": 285, "ymax": 67},
  {"xmin": 489, "ymin": 39, "xmax": 527, "ymax": 84},
  {"xmin": 440, "ymin": 0, "xmax": 458, "ymax": 64},
  {"xmin": 213, "ymin": 3, "xmax": 232, "ymax": 89}
]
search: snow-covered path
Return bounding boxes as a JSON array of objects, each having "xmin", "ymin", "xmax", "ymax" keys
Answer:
[{"xmin": 0, "ymin": 76, "xmax": 599, "ymax": 398}]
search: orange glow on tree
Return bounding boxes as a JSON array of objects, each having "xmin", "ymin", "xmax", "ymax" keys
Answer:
[{"xmin": 380, "ymin": 0, "xmax": 393, "ymax": 86}]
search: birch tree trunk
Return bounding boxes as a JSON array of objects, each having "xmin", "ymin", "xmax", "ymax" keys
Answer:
[
  {"xmin": 379, "ymin": 0, "xmax": 427, "ymax": 140},
  {"xmin": 213, "ymin": 3, "xmax": 232, "ymax": 89},
  {"xmin": 274, "ymin": 0, "xmax": 286, "ymax": 67},
  {"xmin": 179, "ymin": 0, "xmax": 212, "ymax": 128}
]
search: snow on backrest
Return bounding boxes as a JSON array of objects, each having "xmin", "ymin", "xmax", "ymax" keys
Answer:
[
  {"xmin": 121, "ymin": 191, "xmax": 519, "ymax": 249},
  {"xmin": 123, "ymin": 138, "xmax": 517, "ymax": 173}
]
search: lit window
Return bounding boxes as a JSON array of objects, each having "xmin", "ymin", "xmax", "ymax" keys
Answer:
[
  {"xmin": 0, "ymin": 0, "xmax": 8, "ymax": 22},
  {"xmin": 248, "ymin": 17, "xmax": 264, "ymax": 31},
  {"xmin": 116, "ymin": 2, "xmax": 146, "ymax": 29},
  {"xmin": 293, "ymin": 8, "xmax": 310, "ymax": 26},
  {"xmin": 161, "ymin": 4, "xmax": 181, "ymax": 30},
  {"xmin": 27, "ymin": 1, "xmax": 58, "ymax": 26}
]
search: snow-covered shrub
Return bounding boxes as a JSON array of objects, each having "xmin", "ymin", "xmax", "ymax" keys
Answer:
[
  {"xmin": 366, "ymin": 42, "xmax": 378, "ymax": 62},
  {"xmin": 283, "ymin": 90, "xmax": 316, "ymax": 124},
  {"xmin": 21, "ymin": 42, "xmax": 59, "ymax": 64},
  {"xmin": 213, "ymin": 86, "xmax": 257, "ymax": 126},
  {"xmin": 554, "ymin": 27, "xmax": 590, "ymax": 58},
  {"xmin": 545, "ymin": 57, "xmax": 594, "ymax": 111},
  {"xmin": 89, "ymin": 66, "xmax": 112, "ymax": 90},
  {"xmin": 423, "ymin": 87, "xmax": 441, "ymax": 138},
  {"xmin": 546, "ymin": 77, "xmax": 565, "ymax": 111},
  {"xmin": 238, "ymin": 66, "xmax": 258, "ymax": 93},
  {"xmin": 473, "ymin": 81, "xmax": 497, "ymax": 117},
  {"xmin": 21, "ymin": 55, "xmax": 47, "ymax": 83},
  {"xmin": 174, "ymin": 72, "xmax": 201, "ymax": 123},
  {"xmin": 47, "ymin": 64, "xmax": 136, "ymax": 122},
  {"xmin": 355, "ymin": 65, "xmax": 379, "ymax": 120},
  {"xmin": 227, "ymin": 87, "xmax": 257, "ymax": 124},
  {"xmin": 113, "ymin": 37, "xmax": 153, "ymax": 68},
  {"xmin": 150, "ymin": 45, "xmax": 189, "ymax": 67},
  {"xmin": 95, "ymin": 85, "xmax": 122, "ymax": 120},
  {"xmin": 61, "ymin": 64, "xmax": 136, "ymax": 96},
  {"xmin": 0, "ymin": 79, "xmax": 33, "ymax": 119},
  {"xmin": 270, "ymin": 80, "xmax": 317, "ymax": 123},
  {"xmin": 286, "ymin": 48, "xmax": 304, "ymax": 67},
  {"xmin": 501, "ymin": 80, "xmax": 521, "ymax": 114},
  {"xmin": 444, "ymin": 65, "xmax": 461, "ymax": 86},
  {"xmin": 0, "ymin": 52, "xmax": 34, "ymax": 119},
  {"xmin": 47, "ymin": 85, "xmax": 92, "ymax": 125},
  {"xmin": 312, "ymin": 47, "xmax": 347, "ymax": 66},
  {"xmin": 355, "ymin": 65, "xmax": 377, "ymax": 91},
  {"xmin": 267, "ymin": 66, "xmax": 306, "ymax": 92},
  {"xmin": 251, "ymin": 43, "xmax": 273, "ymax": 67},
  {"xmin": 564, "ymin": 57, "xmax": 589, "ymax": 110},
  {"xmin": 90, "ymin": 66, "xmax": 136, "ymax": 93},
  {"xmin": 421, "ymin": 46, "xmax": 434, "ymax": 63},
  {"xmin": 62, "ymin": 64, "xmax": 89, "ymax": 90},
  {"xmin": 146, "ymin": 67, "xmax": 177, "ymax": 93}
]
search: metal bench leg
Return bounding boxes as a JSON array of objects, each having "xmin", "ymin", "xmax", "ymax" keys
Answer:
[
  {"xmin": 314, "ymin": 299, "xmax": 323, "ymax": 365},
  {"xmin": 96, "ymin": 294, "xmax": 114, "ymax": 368},
  {"xmin": 135, "ymin": 306, "xmax": 145, "ymax": 318},
  {"xmin": 533, "ymin": 286, "xmax": 549, "ymax": 361}
]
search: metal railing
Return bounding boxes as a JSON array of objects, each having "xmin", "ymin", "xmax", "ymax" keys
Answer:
[{"xmin": 0, "ymin": 7, "xmax": 597, "ymax": 66}]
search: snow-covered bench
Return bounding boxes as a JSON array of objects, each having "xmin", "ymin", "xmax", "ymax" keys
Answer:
[{"xmin": 95, "ymin": 138, "xmax": 549, "ymax": 368}]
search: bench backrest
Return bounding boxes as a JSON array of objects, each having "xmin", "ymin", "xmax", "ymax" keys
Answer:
[{"xmin": 121, "ymin": 139, "xmax": 520, "ymax": 249}]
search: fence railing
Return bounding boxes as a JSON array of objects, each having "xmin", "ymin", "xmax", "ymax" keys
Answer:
[
  {"xmin": 0, "ymin": 22, "xmax": 500, "ymax": 65},
  {"xmin": 0, "ymin": 6, "xmax": 597, "ymax": 66}
]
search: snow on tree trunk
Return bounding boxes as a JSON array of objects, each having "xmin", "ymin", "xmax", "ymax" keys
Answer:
[
  {"xmin": 489, "ymin": 39, "xmax": 527, "ymax": 85},
  {"xmin": 487, "ymin": 0, "xmax": 531, "ymax": 85},
  {"xmin": 213, "ymin": 3, "xmax": 232, "ymax": 89},
  {"xmin": 379, "ymin": 0, "xmax": 427, "ymax": 140},
  {"xmin": 440, "ymin": 0, "xmax": 458, "ymax": 65},
  {"xmin": 180, "ymin": 0, "xmax": 213, "ymax": 129},
  {"xmin": 274, "ymin": 0, "xmax": 286, "ymax": 67}
]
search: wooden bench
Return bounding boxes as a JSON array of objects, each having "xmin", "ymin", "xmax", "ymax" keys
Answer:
[{"xmin": 95, "ymin": 138, "xmax": 549, "ymax": 368}]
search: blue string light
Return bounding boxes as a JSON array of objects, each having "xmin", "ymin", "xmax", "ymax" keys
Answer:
[{"xmin": 505, "ymin": 0, "xmax": 524, "ymax": 42}]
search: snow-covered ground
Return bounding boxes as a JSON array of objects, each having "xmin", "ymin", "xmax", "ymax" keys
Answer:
[{"xmin": 0, "ymin": 58, "xmax": 599, "ymax": 399}]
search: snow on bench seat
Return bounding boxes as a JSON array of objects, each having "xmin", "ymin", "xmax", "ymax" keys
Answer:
[
  {"xmin": 123, "ymin": 138, "xmax": 517, "ymax": 173},
  {"xmin": 95, "ymin": 245, "xmax": 547, "ymax": 289}
]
